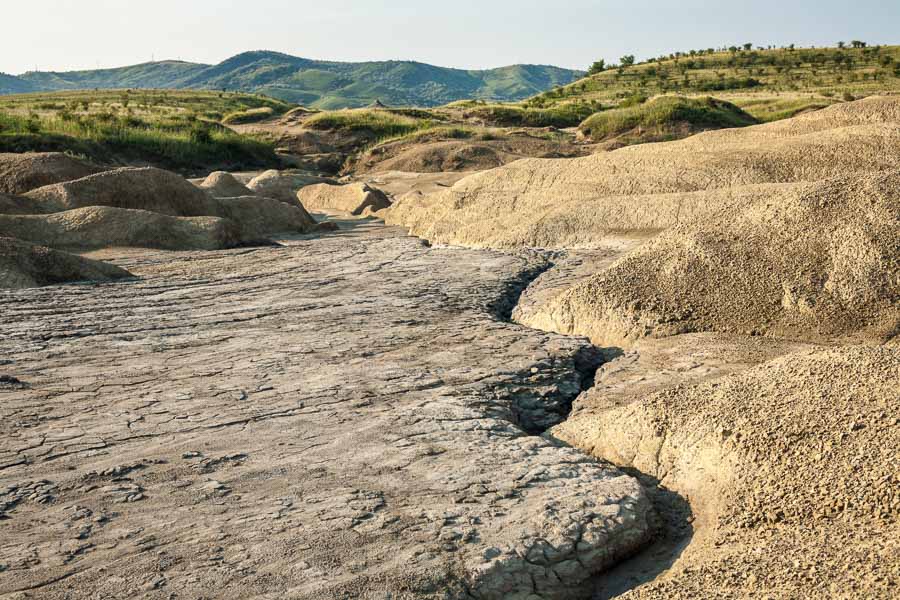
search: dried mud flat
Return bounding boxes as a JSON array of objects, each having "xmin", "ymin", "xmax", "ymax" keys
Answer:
[
  {"xmin": 1, "ymin": 97, "xmax": 898, "ymax": 599},
  {"xmin": 0, "ymin": 221, "xmax": 652, "ymax": 600}
]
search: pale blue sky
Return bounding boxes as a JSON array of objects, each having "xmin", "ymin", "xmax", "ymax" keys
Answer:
[{"xmin": 3, "ymin": 0, "xmax": 898, "ymax": 74}]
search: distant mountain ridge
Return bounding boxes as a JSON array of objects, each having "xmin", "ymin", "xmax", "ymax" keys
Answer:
[{"xmin": 2, "ymin": 51, "xmax": 584, "ymax": 108}]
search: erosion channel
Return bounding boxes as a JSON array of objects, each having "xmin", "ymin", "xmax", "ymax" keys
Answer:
[{"xmin": 1, "ymin": 218, "xmax": 661, "ymax": 600}]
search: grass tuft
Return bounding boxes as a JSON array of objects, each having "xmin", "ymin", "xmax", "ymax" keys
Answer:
[
  {"xmin": 0, "ymin": 90, "xmax": 289, "ymax": 173},
  {"xmin": 463, "ymin": 103, "xmax": 597, "ymax": 128},
  {"xmin": 733, "ymin": 97, "xmax": 835, "ymax": 122},
  {"xmin": 579, "ymin": 96, "xmax": 758, "ymax": 142},
  {"xmin": 221, "ymin": 106, "xmax": 276, "ymax": 125},
  {"xmin": 303, "ymin": 109, "xmax": 438, "ymax": 140}
]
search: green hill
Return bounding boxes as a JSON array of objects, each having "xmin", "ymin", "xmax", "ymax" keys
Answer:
[
  {"xmin": 0, "ymin": 73, "xmax": 36, "ymax": 95},
  {"xmin": 527, "ymin": 44, "xmax": 900, "ymax": 116},
  {"xmin": 5, "ymin": 51, "xmax": 583, "ymax": 109}
]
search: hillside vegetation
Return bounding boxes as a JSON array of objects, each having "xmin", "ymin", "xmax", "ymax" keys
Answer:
[
  {"xmin": 0, "ymin": 90, "xmax": 289, "ymax": 173},
  {"xmin": 579, "ymin": 96, "xmax": 758, "ymax": 144},
  {"xmin": 3, "ymin": 51, "xmax": 583, "ymax": 109},
  {"xmin": 529, "ymin": 44, "xmax": 900, "ymax": 113}
]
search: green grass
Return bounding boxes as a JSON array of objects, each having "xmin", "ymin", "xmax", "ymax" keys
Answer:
[
  {"xmin": 367, "ymin": 125, "xmax": 507, "ymax": 148},
  {"xmin": 303, "ymin": 108, "xmax": 439, "ymax": 140},
  {"xmin": 532, "ymin": 45, "xmax": 900, "ymax": 112},
  {"xmin": 221, "ymin": 106, "xmax": 276, "ymax": 124},
  {"xmin": 579, "ymin": 96, "xmax": 758, "ymax": 142},
  {"xmin": 10, "ymin": 52, "xmax": 583, "ymax": 109},
  {"xmin": 0, "ymin": 89, "xmax": 293, "ymax": 121},
  {"xmin": 0, "ymin": 90, "xmax": 290, "ymax": 173},
  {"xmin": 732, "ymin": 97, "xmax": 836, "ymax": 122},
  {"xmin": 465, "ymin": 103, "xmax": 598, "ymax": 128}
]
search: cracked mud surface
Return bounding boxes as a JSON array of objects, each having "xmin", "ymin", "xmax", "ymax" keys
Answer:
[{"xmin": 0, "ymin": 220, "xmax": 651, "ymax": 599}]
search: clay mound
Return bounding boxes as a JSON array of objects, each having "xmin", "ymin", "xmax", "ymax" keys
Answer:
[
  {"xmin": 25, "ymin": 167, "xmax": 221, "ymax": 216},
  {"xmin": 18, "ymin": 167, "xmax": 319, "ymax": 243},
  {"xmin": 367, "ymin": 141, "xmax": 505, "ymax": 173},
  {"xmin": 0, "ymin": 236, "xmax": 132, "ymax": 289},
  {"xmin": 354, "ymin": 133, "xmax": 588, "ymax": 175},
  {"xmin": 531, "ymin": 172, "xmax": 900, "ymax": 347},
  {"xmin": 298, "ymin": 182, "xmax": 392, "ymax": 216},
  {"xmin": 216, "ymin": 196, "xmax": 317, "ymax": 238},
  {"xmin": 247, "ymin": 170, "xmax": 331, "ymax": 205},
  {"xmin": 553, "ymin": 345, "xmax": 900, "ymax": 598},
  {"xmin": 0, "ymin": 152, "xmax": 102, "ymax": 195},
  {"xmin": 0, "ymin": 207, "xmax": 241, "ymax": 251},
  {"xmin": 0, "ymin": 193, "xmax": 56, "ymax": 215},
  {"xmin": 385, "ymin": 97, "xmax": 900, "ymax": 248},
  {"xmin": 198, "ymin": 171, "xmax": 254, "ymax": 198}
]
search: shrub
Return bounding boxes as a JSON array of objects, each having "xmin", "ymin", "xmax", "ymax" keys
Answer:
[
  {"xmin": 466, "ymin": 103, "xmax": 595, "ymax": 128},
  {"xmin": 579, "ymin": 96, "xmax": 757, "ymax": 141},
  {"xmin": 620, "ymin": 93, "xmax": 649, "ymax": 108},
  {"xmin": 221, "ymin": 106, "xmax": 276, "ymax": 125},
  {"xmin": 304, "ymin": 109, "xmax": 430, "ymax": 139},
  {"xmin": 189, "ymin": 126, "xmax": 214, "ymax": 145},
  {"xmin": 693, "ymin": 77, "xmax": 762, "ymax": 92},
  {"xmin": 587, "ymin": 60, "xmax": 606, "ymax": 75}
]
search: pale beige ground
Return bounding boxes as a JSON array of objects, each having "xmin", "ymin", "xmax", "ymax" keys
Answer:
[
  {"xmin": 197, "ymin": 171, "xmax": 255, "ymax": 198},
  {"xmin": 0, "ymin": 222, "xmax": 652, "ymax": 599},
  {"xmin": 298, "ymin": 182, "xmax": 392, "ymax": 216},
  {"xmin": 373, "ymin": 97, "xmax": 900, "ymax": 598},
  {"xmin": 0, "ymin": 207, "xmax": 241, "ymax": 251},
  {"xmin": 1, "ymin": 96, "xmax": 898, "ymax": 600},
  {"xmin": 526, "ymin": 173, "xmax": 899, "ymax": 348},
  {"xmin": 0, "ymin": 236, "xmax": 132, "ymax": 289},
  {"xmin": 384, "ymin": 97, "xmax": 900, "ymax": 249},
  {"xmin": 246, "ymin": 170, "xmax": 333, "ymax": 205},
  {"xmin": 352, "ymin": 131, "xmax": 589, "ymax": 175},
  {"xmin": 354, "ymin": 170, "xmax": 473, "ymax": 199},
  {"xmin": 2, "ymin": 168, "xmax": 319, "ymax": 252},
  {"xmin": 553, "ymin": 344, "xmax": 899, "ymax": 599},
  {"xmin": 0, "ymin": 153, "xmax": 101, "ymax": 196}
]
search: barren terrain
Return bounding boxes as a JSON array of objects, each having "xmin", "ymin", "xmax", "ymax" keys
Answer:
[
  {"xmin": 1, "ymin": 221, "xmax": 653, "ymax": 599},
  {"xmin": 0, "ymin": 94, "xmax": 897, "ymax": 600}
]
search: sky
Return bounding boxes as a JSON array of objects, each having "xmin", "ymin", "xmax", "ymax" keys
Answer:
[{"xmin": 2, "ymin": 0, "xmax": 898, "ymax": 74}]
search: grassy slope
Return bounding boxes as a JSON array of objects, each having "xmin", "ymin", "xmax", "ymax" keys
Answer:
[
  {"xmin": 12, "ymin": 52, "xmax": 584, "ymax": 109},
  {"xmin": 0, "ymin": 73, "xmax": 37, "ymax": 95},
  {"xmin": 579, "ymin": 96, "xmax": 758, "ymax": 143},
  {"xmin": 303, "ymin": 108, "xmax": 441, "ymax": 140},
  {"xmin": 0, "ymin": 90, "xmax": 293, "ymax": 174},
  {"xmin": 530, "ymin": 45, "xmax": 900, "ymax": 113}
]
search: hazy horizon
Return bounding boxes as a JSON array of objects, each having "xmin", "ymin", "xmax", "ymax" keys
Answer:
[{"xmin": 3, "ymin": 0, "xmax": 899, "ymax": 75}]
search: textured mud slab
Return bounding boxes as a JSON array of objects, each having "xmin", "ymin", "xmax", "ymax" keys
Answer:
[{"xmin": 0, "ymin": 221, "xmax": 651, "ymax": 599}]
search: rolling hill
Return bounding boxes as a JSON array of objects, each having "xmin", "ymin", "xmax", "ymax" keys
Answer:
[
  {"xmin": 3, "ymin": 51, "xmax": 583, "ymax": 109},
  {"xmin": 528, "ymin": 44, "xmax": 900, "ymax": 110},
  {"xmin": 0, "ymin": 73, "xmax": 36, "ymax": 95}
]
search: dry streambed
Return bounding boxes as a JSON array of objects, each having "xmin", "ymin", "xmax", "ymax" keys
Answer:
[
  {"xmin": 372, "ymin": 97, "xmax": 900, "ymax": 597},
  {"xmin": 2, "ymin": 96, "xmax": 898, "ymax": 599},
  {"xmin": 511, "ymin": 251, "xmax": 898, "ymax": 599},
  {"xmin": 1, "ymin": 221, "xmax": 653, "ymax": 600}
]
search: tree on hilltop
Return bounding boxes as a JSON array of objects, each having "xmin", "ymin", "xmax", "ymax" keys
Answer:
[{"xmin": 587, "ymin": 59, "xmax": 606, "ymax": 75}]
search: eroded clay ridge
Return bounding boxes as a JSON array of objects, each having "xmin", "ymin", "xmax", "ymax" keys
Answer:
[
  {"xmin": 384, "ymin": 96, "xmax": 900, "ymax": 249},
  {"xmin": 553, "ymin": 344, "xmax": 899, "ymax": 598},
  {"xmin": 0, "ymin": 225, "xmax": 651, "ymax": 599}
]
